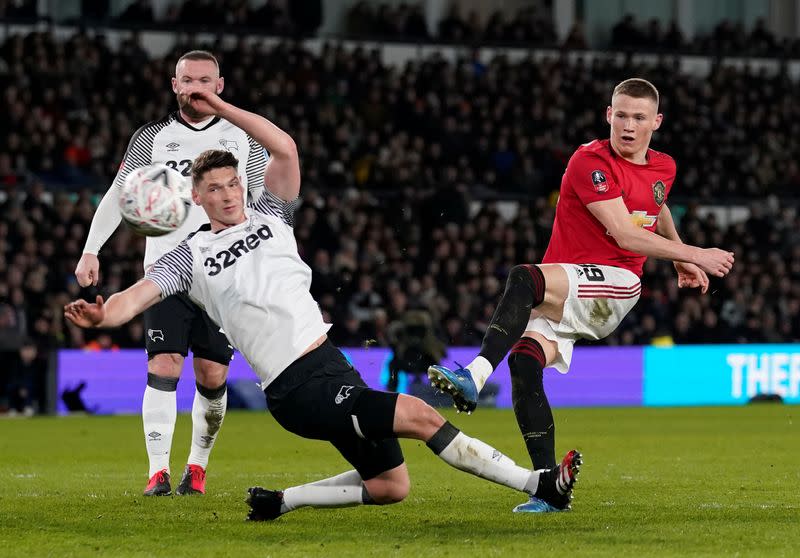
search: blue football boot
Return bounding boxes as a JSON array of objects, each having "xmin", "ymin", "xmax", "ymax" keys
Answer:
[
  {"xmin": 512, "ymin": 496, "xmax": 565, "ymax": 513},
  {"xmin": 427, "ymin": 364, "xmax": 479, "ymax": 413},
  {"xmin": 513, "ymin": 450, "xmax": 583, "ymax": 513}
]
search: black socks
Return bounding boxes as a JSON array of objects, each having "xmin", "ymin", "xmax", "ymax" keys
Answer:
[
  {"xmin": 147, "ymin": 372, "xmax": 179, "ymax": 391},
  {"xmin": 479, "ymin": 265, "xmax": 546, "ymax": 369},
  {"xmin": 508, "ymin": 337, "xmax": 556, "ymax": 469}
]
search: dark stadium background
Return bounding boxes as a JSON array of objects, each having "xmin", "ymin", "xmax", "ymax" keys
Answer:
[{"xmin": 1, "ymin": 0, "xmax": 798, "ymax": 416}]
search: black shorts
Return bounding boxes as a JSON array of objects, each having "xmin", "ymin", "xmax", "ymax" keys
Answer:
[
  {"xmin": 143, "ymin": 293, "xmax": 233, "ymax": 365},
  {"xmin": 265, "ymin": 341, "xmax": 404, "ymax": 480}
]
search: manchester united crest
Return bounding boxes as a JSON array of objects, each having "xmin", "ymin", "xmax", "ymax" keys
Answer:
[{"xmin": 652, "ymin": 180, "xmax": 666, "ymax": 206}]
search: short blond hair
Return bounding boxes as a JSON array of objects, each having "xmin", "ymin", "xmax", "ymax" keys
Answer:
[
  {"xmin": 612, "ymin": 78, "xmax": 659, "ymax": 108},
  {"xmin": 176, "ymin": 50, "xmax": 219, "ymax": 72}
]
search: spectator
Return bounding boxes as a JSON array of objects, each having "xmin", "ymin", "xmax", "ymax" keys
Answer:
[
  {"xmin": 750, "ymin": 17, "xmax": 776, "ymax": 54},
  {"xmin": 563, "ymin": 22, "xmax": 588, "ymax": 49},
  {"xmin": 116, "ymin": 0, "xmax": 154, "ymax": 24},
  {"xmin": 7, "ymin": 338, "xmax": 44, "ymax": 416},
  {"xmin": 439, "ymin": 4, "xmax": 469, "ymax": 42},
  {"xmin": 0, "ymin": 0, "xmax": 38, "ymax": 19},
  {"xmin": 662, "ymin": 21, "xmax": 685, "ymax": 50},
  {"xmin": 611, "ymin": 14, "xmax": 641, "ymax": 49},
  {"xmin": 0, "ymin": 294, "xmax": 26, "ymax": 402}
]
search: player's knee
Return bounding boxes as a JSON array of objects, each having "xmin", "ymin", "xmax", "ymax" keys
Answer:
[
  {"xmin": 394, "ymin": 394, "xmax": 445, "ymax": 439},
  {"xmin": 509, "ymin": 351, "xmax": 545, "ymax": 382},
  {"xmin": 411, "ymin": 397, "xmax": 446, "ymax": 434},
  {"xmin": 148, "ymin": 353, "xmax": 184, "ymax": 377},
  {"xmin": 507, "ymin": 264, "xmax": 534, "ymax": 286},
  {"xmin": 514, "ymin": 367, "xmax": 544, "ymax": 389},
  {"xmin": 369, "ymin": 478, "xmax": 410, "ymax": 505},
  {"xmin": 194, "ymin": 359, "xmax": 228, "ymax": 389},
  {"xmin": 505, "ymin": 265, "xmax": 544, "ymax": 301},
  {"xmin": 385, "ymin": 477, "xmax": 411, "ymax": 503}
]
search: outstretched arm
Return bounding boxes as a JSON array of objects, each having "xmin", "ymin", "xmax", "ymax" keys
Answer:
[
  {"xmin": 64, "ymin": 280, "xmax": 162, "ymax": 329},
  {"xmin": 587, "ymin": 197, "xmax": 734, "ymax": 277},
  {"xmin": 181, "ymin": 89, "xmax": 300, "ymax": 201},
  {"xmin": 655, "ymin": 204, "xmax": 710, "ymax": 293},
  {"xmin": 75, "ymin": 189, "xmax": 123, "ymax": 286},
  {"xmin": 77, "ymin": 122, "xmax": 155, "ymax": 286},
  {"xmin": 654, "ymin": 203, "xmax": 680, "ymax": 242}
]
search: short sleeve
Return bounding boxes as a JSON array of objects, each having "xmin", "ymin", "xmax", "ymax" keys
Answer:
[
  {"xmin": 111, "ymin": 115, "xmax": 171, "ymax": 190},
  {"xmin": 251, "ymin": 189, "xmax": 301, "ymax": 228},
  {"xmin": 112, "ymin": 123, "xmax": 155, "ymax": 190},
  {"xmin": 145, "ymin": 241, "xmax": 194, "ymax": 298},
  {"xmin": 565, "ymin": 151, "xmax": 623, "ymax": 206},
  {"xmin": 245, "ymin": 135, "xmax": 268, "ymax": 202},
  {"xmin": 664, "ymin": 157, "xmax": 677, "ymax": 199}
]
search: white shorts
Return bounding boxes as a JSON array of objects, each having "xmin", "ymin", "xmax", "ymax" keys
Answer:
[{"xmin": 525, "ymin": 264, "xmax": 641, "ymax": 374}]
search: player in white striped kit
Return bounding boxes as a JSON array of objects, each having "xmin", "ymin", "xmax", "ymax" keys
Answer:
[
  {"xmin": 74, "ymin": 51, "xmax": 267, "ymax": 496},
  {"xmin": 65, "ymin": 89, "xmax": 582, "ymax": 517}
]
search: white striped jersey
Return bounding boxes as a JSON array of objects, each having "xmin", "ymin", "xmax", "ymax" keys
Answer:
[
  {"xmin": 115, "ymin": 111, "xmax": 268, "ymax": 269},
  {"xmin": 145, "ymin": 191, "xmax": 331, "ymax": 388}
]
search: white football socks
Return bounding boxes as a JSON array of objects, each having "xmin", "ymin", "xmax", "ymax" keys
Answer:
[
  {"xmin": 428, "ymin": 422, "xmax": 539, "ymax": 495},
  {"xmin": 142, "ymin": 384, "xmax": 177, "ymax": 477},
  {"xmin": 187, "ymin": 384, "xmax": 227, "ymax": 470},
  {"xmin": 467, "ymin": 356, "xmax": 494, "ymax": 392},
  {"xmin": 281, "ymin": 470, "xmax": 367, "ymax": 513}
]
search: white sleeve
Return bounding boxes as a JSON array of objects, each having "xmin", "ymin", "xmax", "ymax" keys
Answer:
[
  {"xmin": 82, "ymin": 186, "xmax": 122, "ymax": 255},
  {"xmin": 144, "ymin": 241, "xmax": 194, "ymax": 298},
  {"xmin": 245, "ymin": 134, "xmax": 268, "ymax": 203},
  {"xmin": 83, "ymin": 121, "xmax": 156, "ymax": 255},
  {"xmin": 251, "ymin": 189, "xmax": 301, "ymax": 228}
]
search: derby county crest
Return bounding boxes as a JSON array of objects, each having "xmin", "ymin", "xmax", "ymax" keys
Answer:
[{"xmin": 652, "ymin": 180, "xmax": 666, "ymax": 206}]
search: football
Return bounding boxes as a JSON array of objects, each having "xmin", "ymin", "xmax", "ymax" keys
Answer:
[{"xmin": 119, "ymin": 163, "xmax": 192, "ymax": 236}]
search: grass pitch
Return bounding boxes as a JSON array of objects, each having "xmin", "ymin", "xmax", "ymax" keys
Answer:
[{"xmin": 1, "ymin": 405, "xmax": 798, "ymax": 557}]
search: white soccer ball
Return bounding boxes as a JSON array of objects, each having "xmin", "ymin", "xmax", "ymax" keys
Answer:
[{"xmin": 119, "ymin": 163, "xmax": 192, "ymax": 236}]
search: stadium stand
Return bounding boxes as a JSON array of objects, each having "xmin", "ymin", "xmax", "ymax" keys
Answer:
[{"xmin": 1, "ymin": 26, "xmax": 799, "ymax": 413}]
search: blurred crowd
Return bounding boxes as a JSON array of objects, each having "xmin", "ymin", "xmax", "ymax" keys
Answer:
[
  {"xmin": 2, "ymin": 0, "xmax": 321, "ymax": 36},
  {"xmin": 3, "ymin": 31, "xmax": 800, "ymax": 200},
  {"xmin": 346, "ymin": 2, "xmax": 558, "ymax": 46},
  {"xmin": 609, "ymin": 14, "xmax": 800, "ymax": 57},
  {"xmin": 0, "ymin": 0, "xmax": 37, "ymax": 19},
  {"xmin": 0, "ymin": 182, "xmax": 150, "ymax": 413},
  {"xmin": 6, "ymin": 1, "xmax": 800, "ymax": 57},
  {"xmin": 114, "ymin": 0, "xmax": 323, "ymax": 36},
  {"xmin": 1, "ymin": 29, "xmax": 799, "ymax": 413},
  {"xmin": 350, "ymin": 6, "xmax": 800, "ymax": 57},
  {"xmin": 1, "ymin": 178, "xmax": 797, "ymax": 357}
]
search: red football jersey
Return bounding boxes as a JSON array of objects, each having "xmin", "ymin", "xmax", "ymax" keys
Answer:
[{"xmin": 542, "ymin": 139, "xmax": 676, "ymax": 277}]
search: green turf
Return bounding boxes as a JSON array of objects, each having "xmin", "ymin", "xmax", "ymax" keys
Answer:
[{"xmin": 0, "ymin": 405, "xmax": 798, "ymax": 557}]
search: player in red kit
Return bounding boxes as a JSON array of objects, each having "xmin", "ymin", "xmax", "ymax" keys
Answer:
[{"xmin": 428, "ymin": 78, "xmax": 735, "ymax": 513}]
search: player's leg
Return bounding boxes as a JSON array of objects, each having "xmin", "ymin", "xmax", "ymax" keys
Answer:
[
  {"xmin": 250, "ymin": 445, "xmax": 410, "ymax": 520},
  {"xmin": 280, "ymin": 370, "xmax": 579, "ymax": 511},
  {"xmin": 178, "ymin": 309, "xmax": 233, "ymax": 495},
  {"xmin": 509, "ymin": 263, "xmax": 641, "ymax": 470},
  {"xmin": 176, "ymin": 358, "xmax": 228, "ymax": 495},
  {"xmin": 509, "ymin": 264, "xmax": 640, "ymax": 512},
  {"xmin": 142, "ymin": 353, "xmax": 183, "ymax": 495},
  {"xmin": 248, "ymin": 464, "xmax": 409, "ymax": 521},
  {"xmin": 252, "ymin": 384, "xmax": 570, "ymax": 518},
  {"xmin": 509, "ymin": 331, "xmax": 559, "ymax": 470},
  {"xmin": 392, "ymin": 393, "xmax": 578, "ymax": 510},
  {"xmin": 477, "ymin": 265, "xmax": 566, "ymax": 469},
  {"xmin": 248, "ymin": 341, "xmax": 409, "ymax": 519},
  {"xmin": 286, "ymin": 464, "xmax": 409, "ymax": 509},
  {"xmin": 255, "ymin": 386, "xmax": 579, "ymax": 517},
  {"xmin": 142, "ymin": 295, "xmax": 192, "ymax": 496},
  {"xmin": 429, "ymin": 263, "xmax": 569, "ymax": 412}
]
